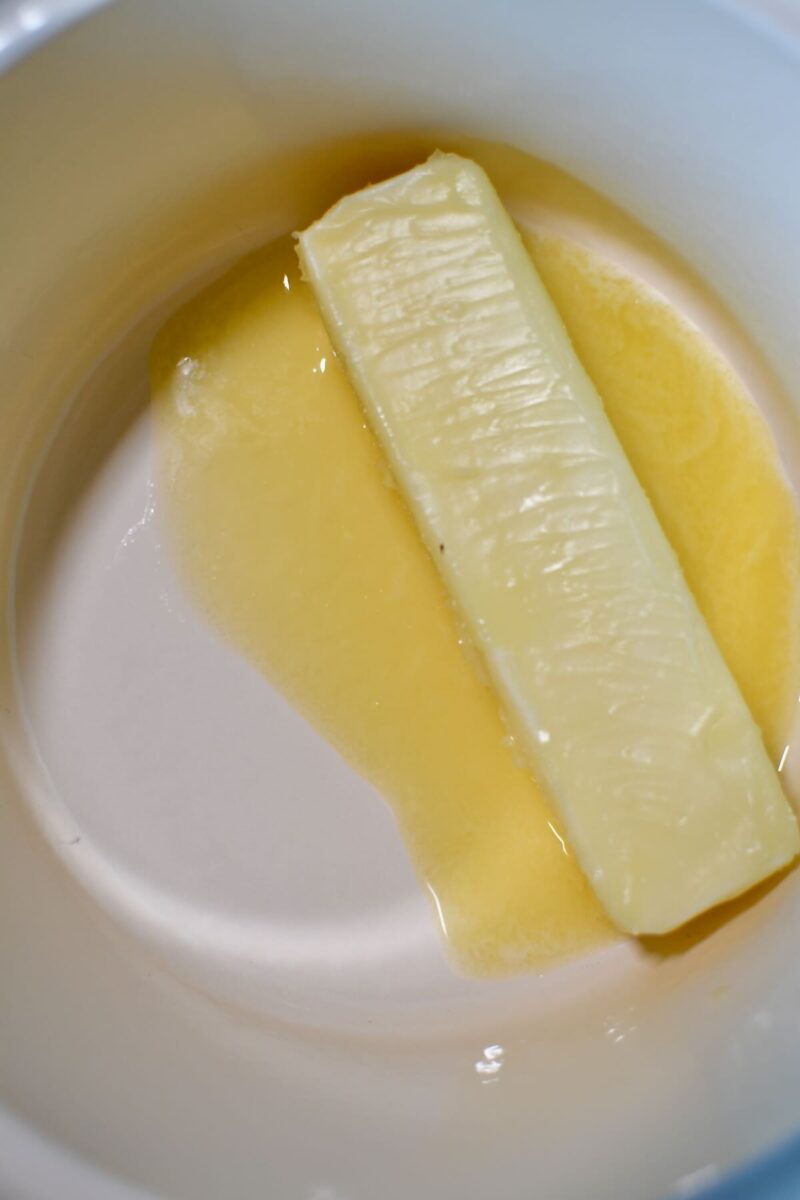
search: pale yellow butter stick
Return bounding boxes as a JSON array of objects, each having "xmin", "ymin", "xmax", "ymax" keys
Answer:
[{"xmin": 296, "ymin": 153, "xmax": 799, "ymax": 935}]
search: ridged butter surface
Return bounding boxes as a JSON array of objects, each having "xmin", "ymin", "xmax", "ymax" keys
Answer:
[{"xmin": 297, "ymin": 153, "xmax": 799, "ymax": 935}]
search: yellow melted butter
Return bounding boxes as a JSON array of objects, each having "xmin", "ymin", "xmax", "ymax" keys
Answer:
[{"xmin": 151, "ymin": 140, "xmax": 800, "ymax": 976}]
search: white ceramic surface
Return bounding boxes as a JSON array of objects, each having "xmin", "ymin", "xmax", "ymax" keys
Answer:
[{"xmin": 3, "ymin": 1, "xmax": 800, "ymax": 1197}]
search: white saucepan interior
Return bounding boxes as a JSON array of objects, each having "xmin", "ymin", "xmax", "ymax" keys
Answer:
[{"xmin": 2, "ymin": 2, "xmax": 800, "ymax": 1197}]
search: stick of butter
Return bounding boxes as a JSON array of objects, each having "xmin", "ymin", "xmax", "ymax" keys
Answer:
[{"xmin": 296, "ymin": 153, "xmax": 799, "ymax": 935}]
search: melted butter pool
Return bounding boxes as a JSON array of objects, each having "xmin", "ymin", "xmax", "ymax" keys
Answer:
[{"xmin": 150, "ymin": 137, "xmax": 800, "ymax": 976}]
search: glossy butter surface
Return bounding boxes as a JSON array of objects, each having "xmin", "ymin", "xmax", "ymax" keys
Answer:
[
  {"xmin": 152, "ymin": 139, "xmax": 800, "ymax": 967},
  {"xmin": 298, "ymin": 153, "xmax": 799, "ymax": 935}
]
